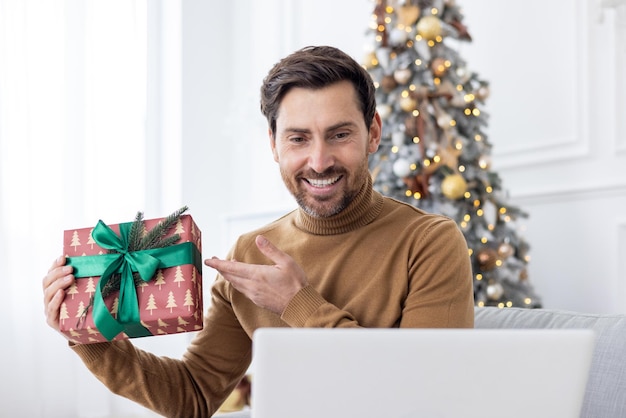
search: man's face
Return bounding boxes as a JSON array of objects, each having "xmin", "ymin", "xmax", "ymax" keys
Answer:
[{"xmin": 270, "ymin": 80, "xmax": 381, "ymax": 218}]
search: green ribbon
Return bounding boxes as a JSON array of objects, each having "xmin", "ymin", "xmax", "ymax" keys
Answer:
[{"xmin": 67, "ymin": 220, "xmax": 202, "ymax": 341}]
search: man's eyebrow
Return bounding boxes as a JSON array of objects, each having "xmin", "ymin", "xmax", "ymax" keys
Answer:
[
  {"xmin": 326, "ymin": 121, "xmax": 357, "ymax": 133},
  {"xmin": 283, "ymin": 127, "xmax": 311, "ymax": 134},
  {"xmin": 283, "ymin": 121, "xmax": 357, "ymax": 135}
]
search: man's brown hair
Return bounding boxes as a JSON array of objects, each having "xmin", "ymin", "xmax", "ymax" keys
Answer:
[{"xmin": 260, "ymin": 45, "xmax": 377, "ymax": 136}]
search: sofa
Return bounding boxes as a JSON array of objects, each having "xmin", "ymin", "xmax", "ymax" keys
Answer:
[{"xmin": 475, "ymin": 306, "xmax": 626, "ymax": 418}]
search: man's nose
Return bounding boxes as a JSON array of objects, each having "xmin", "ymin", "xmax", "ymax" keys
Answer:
[{"xmin": 308, "ymin": 140, "xmax": 335, "ymax": 173}]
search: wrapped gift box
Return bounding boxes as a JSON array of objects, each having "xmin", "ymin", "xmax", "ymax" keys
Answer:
[{"xmin": 59, "ymin": 213, "xmax": 203, "ymax": 344}]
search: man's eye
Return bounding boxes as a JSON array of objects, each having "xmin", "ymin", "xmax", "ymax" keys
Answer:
[
  {"xmin": 334, "ymin": 132, "xmax": 349, "ymax": 140},
  {"xmin": 290, "ymin": 137, "xmax": 305, "ymax": 143}
]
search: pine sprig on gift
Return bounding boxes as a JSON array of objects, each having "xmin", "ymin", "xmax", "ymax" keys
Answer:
[
  {"xmin": 127, "ymin": 210, "xmax": 145, "ymax": 252},
  {"xmin": 138, "ymin": 205, "xmax": 188, "ymax": 250},
  {"xmin": 78, "ymin": 206, "xmax": 189, "ymax": 325}
]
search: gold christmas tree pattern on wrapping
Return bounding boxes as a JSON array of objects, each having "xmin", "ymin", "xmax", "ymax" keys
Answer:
[
  {"xmin": 70, "ymin": 231, "xmax": 80, "ymax": 250},
  {"xmin": 58, "ymin": 263, "xmax": 202, "ymax": 343},
  {"xmin": 59, "ymin": 210, "xmax": 204, "ymax": 344},
  {"xmin": 365, "ymin": 0, "xmax": 541, "ymax": 308},
  {"xmin": 75, "ymin": 206, "xmax": 190, "ymax": 321}
]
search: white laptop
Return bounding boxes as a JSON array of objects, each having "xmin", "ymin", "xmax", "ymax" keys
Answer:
[{"xmin": 249, "ymin": 328, "xmax": 595, "ymax": 418}]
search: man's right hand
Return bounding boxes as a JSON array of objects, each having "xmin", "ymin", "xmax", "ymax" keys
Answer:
[{"xmin": 42, "ymin": 255, "xmax": 75, "ymax": 331}]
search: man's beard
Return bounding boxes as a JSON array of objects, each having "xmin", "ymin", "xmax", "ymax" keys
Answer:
[
  {"xmin": 281, "ymin": 159, "xmax": 369, "ymax": 219},
  {"xmin": 294, "ymin": 182, "xmax": 353, "ymax": 218}
]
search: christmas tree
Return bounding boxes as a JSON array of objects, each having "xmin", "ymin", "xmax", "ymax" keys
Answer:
[{"xmin": 364, "ymin": 0, "xmax": 542, "ymax": 308}]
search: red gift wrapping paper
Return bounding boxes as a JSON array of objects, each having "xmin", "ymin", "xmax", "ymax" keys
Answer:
[{"xmin": 59, "ymin": 214, "xmax": 203, "ymax": 344}]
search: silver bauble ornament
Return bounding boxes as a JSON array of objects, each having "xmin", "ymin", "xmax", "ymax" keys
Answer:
[
  {"xmin": 392, "ymin": 158, "xmax": 412, "ymax": 178},
  {"xmin": 377, "ymin": 104, "xmax": 392, "ymax": 119},
  {"xmin": 393, "ymin": 68, "xmax": 412, "ymax": 85},
  {"xmin": 487, "ymin": 282, "xmax": 504, "ymax": 300}
]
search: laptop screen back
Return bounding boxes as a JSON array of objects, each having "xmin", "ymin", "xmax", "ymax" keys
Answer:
[{"xmin": 251, "ymin": 328, "xmax": 594, "ymax": 418}]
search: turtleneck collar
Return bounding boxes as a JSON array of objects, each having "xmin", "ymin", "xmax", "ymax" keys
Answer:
[{"xmin": 294, "ymin": 175, "xmax": 384, "ymax": 235}]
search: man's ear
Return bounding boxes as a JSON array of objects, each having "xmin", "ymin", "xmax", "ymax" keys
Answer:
[
  {"xmin": 269, "ymin": 129, "xmax": 279, "ymax": 162},
  {"xmin": 367, "ymin": 112, "xmax": 382, "ymax": 154}
]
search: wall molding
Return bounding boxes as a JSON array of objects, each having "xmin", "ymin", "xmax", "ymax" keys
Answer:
[
  {"xmin": 597, "ymin": 0, "xmax": 626, "ymax": 154},
  {"xmin": 492, "ymin": 0, "xmax": 591, "ymax": 169},
  {"xmin": 511, "ymin": 181, "xmax": 626, "ymax": 205},
  {"xmin": 493, "ymin": 136, "xmax": 590, "ymax": 169},
  {"xmin": 617, "ymin": 129, "xmax": 626, "ymax": 154},
  {"xmin": 598, "ymin": 0, "xmax": 626, "ymax": 22},
  {"xmin": 618, "ymin": 221, "xmax": 626, "ymax": 309},
  {"xmin": 614, "ymin": 3, "xmax": 626, "ymax": 153}
]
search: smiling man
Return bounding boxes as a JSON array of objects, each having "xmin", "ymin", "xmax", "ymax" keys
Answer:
[
  {"xmin": 43, "ymin": 46, "xmax": 474, "ymax": 417},
  {"xmin": 271, "ymin": 80, "xmax": 378, "ymax": 219}
]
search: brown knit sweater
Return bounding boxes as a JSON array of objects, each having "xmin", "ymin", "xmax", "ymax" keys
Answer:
[{"xmin": 71, "ymin": 178, "xmax": 474, "ymax": 417}]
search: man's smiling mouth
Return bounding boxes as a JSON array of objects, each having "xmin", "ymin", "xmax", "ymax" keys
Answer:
[{"xmin": 304, "ymin": 176, "xmax": 342, "ymax": 188}]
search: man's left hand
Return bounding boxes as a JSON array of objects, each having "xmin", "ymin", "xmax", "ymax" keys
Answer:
[{"xmin": 204, "ymin": 235, "xmax": 308, "ymax": 315}]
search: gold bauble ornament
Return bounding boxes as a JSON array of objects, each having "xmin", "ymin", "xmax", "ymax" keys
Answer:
[
  {"xmin": 441, "ymin": 173, "xmax": 467, "ymax": 200},
  {"xmin": 397, "ymin": 5, "xmax": 421, "ymax": 26},
  {"xmin": 400, "ymin": 95, "xmax": 418, "ymax": 112},
  {"xmin": 417, "ymin": 15, "xmax": 442, "ymax": 41}
]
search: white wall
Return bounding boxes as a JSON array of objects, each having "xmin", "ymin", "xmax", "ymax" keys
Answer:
[
  {"xmin": 459, "ymin": 0, "xmax": 626, "ymax": 313},
  {"xmin": 180, "ymin": 0, "xmax": 626, "ymax": 315}
]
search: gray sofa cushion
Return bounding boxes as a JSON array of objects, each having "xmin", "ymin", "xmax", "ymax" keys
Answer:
[{"xmin": 475, "ymin": 307, "xmax": 626, "ymax": 418}]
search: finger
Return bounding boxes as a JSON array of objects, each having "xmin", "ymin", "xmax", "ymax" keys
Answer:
[
  {"xmin": 203, "ymin": 256, "xmax": 219, "ymax": 266},
  {"xmin": 254, "ymin": 235, "xmax": 292, "ymax": 266},
  {"xmin": 43, "ymin": 257, "xmax": 74, "ymax": 317},
  {"xmin": 43, "ymin": 271, "xmax": 73, "ymax": 305},
  {"xmin": 45, "ymin": 288, "xmax": 66, "ymax": 330},
  {"xmin": 42, "ymin": 260, "xmax": 73, "ymax": 290},
  {"xmin": 43, "ymin": 273, "xmax": 74, "ymax": 331},
  {"xmin": 48, "ymin": 254, "xmax": 65, "ymax": 272},
  {"xmin": 43, "ymin": 255, "xmax": 70, "ymax": 287},
  {"xmin": 205, "ymin": 257, "xmax": 256, "ymax": 278}
]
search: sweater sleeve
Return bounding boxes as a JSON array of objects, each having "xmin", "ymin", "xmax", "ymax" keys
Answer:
[
  {"xmin": 400, "ymin": 216, "xmax": 475, "ymax": 328},
  {"xmin": 70, "ymin": 275, "xmax": 252, "ymax": 418},
  {"xmin": 280, "ymin": 285, "xmax": 363, "ymax": 328}
]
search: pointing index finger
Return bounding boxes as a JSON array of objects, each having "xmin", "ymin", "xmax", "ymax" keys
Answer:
[
  {"xmin": 204, "ymin": 257, "xmax": 255, "ymax": 278},
  {"xmin": 254, "ymin": 235, "xmax": 291, "ymax": 266}
]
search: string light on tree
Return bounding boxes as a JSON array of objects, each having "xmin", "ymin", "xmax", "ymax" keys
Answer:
[{"xmin": 366, "ymin": 0, "xmax": 542, "ymax": 308}]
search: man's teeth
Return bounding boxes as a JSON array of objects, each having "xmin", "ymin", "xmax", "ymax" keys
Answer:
[{"xmin": 307, "ymin": 177, "xmax": 340, "ymax": 187}]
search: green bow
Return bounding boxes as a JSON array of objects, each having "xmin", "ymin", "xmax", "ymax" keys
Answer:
[{"xmin": 67, "ymin": 220, "xmax": 202, "ymax": 341}]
